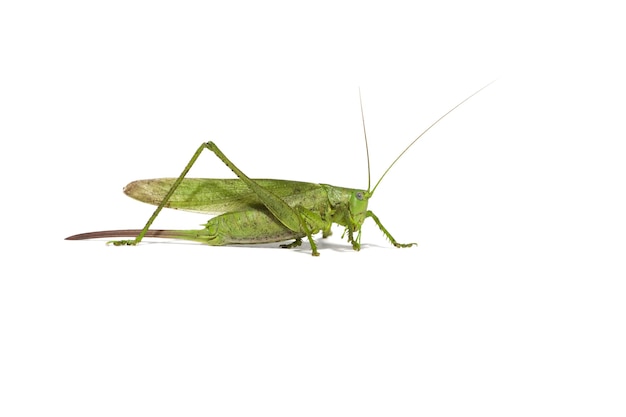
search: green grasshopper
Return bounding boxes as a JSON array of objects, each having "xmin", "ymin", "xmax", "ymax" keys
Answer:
[{"xmin": 66, "ymin": 84, "xmax": 491, "ymax": 256}]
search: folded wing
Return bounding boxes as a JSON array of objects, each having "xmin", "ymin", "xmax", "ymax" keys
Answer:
[{"xmin": 124, "ymin": 178, "xmax": 324, "ymax": 214}]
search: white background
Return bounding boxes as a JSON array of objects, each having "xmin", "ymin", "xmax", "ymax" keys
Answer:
[{"xmin": 2, "ymin": 1, "xmax": 625, "ymax": 416}]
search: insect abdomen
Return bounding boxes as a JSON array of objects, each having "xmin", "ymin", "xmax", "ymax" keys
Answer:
[{"xmin": 196, "ymin": 209, "xmax": 304, "ymax": 245}]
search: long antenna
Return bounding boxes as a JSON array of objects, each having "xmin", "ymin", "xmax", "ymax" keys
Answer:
[
  {"xmin": 370, "ymin": 81, "xmax": 494, "ymax": 194},
  {"xmin": 359, "ymin": 88, "xmax": 372, "ymax": 192}
]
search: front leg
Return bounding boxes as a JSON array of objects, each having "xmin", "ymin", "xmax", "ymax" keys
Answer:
[
  {"xmin": 341, "ymin": 227, "xmax": 360, "ymax": 251},
  {"xmin": 366, "ymin": 210, "xmax": 417, "ymax": 248}
]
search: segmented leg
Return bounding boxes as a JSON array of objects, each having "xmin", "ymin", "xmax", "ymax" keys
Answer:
[
  {"xmin": 111, "ymin": 142, "xmax": 324, "ymax": 255},
  {"xmin": 366, "ymin": 210, "xmax": 417, "ymax": 248}
]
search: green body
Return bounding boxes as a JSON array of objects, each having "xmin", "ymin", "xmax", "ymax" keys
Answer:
[
  {"xmin": 66, "ymin": 84, "xmax": 492, "ymax": 255},
  {"xmin": 66, "ymin": 142, "xmax": 412, "ymax": 256},
  {"xmin": 125, "ymin": 178, "xmax": 366, "ymax": 246}
]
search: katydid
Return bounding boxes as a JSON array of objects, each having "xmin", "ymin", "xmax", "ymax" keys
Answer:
[{"xmin": 66, "ymin": 84, "xmax": 492, "ymax": 256}]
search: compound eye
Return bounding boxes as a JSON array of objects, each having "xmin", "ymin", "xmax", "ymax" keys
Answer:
[{"xmin": 356, "ymin": 192, "xmax": 363, "ymax": 200}]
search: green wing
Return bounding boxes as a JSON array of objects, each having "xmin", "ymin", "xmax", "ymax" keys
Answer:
[{"xmin": 124, "ymin": 178, "xmax": 324, "ymax": 214}]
